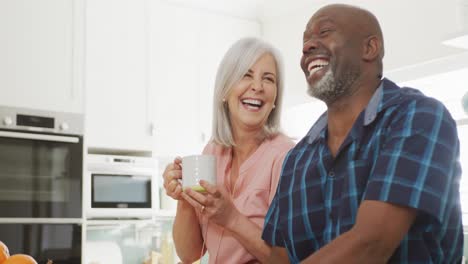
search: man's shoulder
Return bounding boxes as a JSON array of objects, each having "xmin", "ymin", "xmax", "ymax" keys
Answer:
[
  {"xmin": 383, "ymin": 79, "xmax": 440, "ymax": 105},
  {"xmin": 383, "ymin": 80, "xmax": 452, "ymax": 118},
  {"xmin": 286, "ymin": 134, "xmax": 316, "ymax": 158},
  {"xmin": 378, "ymin": 80, "xmax": 458, "ymax": 144}
]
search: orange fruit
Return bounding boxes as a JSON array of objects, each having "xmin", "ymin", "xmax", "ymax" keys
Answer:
[
  {"xmin": 2, "ymin": 254, "xmax": 37, "ymax": 264},
  {"xmin": 0, "ymin": 241, "xmax": 10, "ymax": 263}
]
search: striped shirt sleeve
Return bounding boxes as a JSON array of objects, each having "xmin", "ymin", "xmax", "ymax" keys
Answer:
[
  {"xmin": 262, "ymin": 189, "xmax": 286, "ymax": 246},
  {"xmin": 364, "ymin": 97, "xmax": 460, "ymax": 223}
]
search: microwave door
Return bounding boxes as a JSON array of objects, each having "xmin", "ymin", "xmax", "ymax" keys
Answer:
[{"xmin": 92, "ymin": 174, "xmax": 151, "ymax": 209}]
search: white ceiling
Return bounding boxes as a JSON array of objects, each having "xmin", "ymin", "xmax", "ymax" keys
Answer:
[
  {"xmin": 162, "ymin": 0, "xmax": 468, "ymax": 69},
  {"xmin": 160, "ymin": 0, "xmax": 264, "ymax": 20}
]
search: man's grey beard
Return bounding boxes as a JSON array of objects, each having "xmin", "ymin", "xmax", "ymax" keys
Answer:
[{"xmin": 307, "ymin": 67, "xmax": 359, "ymax": 104}]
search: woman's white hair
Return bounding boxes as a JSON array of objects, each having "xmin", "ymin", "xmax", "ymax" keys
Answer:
[{"xmin": 211, "ymin": 37, "xmax": 285, "ymax": 147}]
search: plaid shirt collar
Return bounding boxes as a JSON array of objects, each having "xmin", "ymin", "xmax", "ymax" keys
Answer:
[{"xmin": 306, "ymin": 78, "xmax": 403, "ymax": 144}]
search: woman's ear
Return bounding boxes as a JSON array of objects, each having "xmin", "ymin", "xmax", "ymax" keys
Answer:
[{"xmin": 362, "ymin": 35, "xmax": 381, "ymax": 61}]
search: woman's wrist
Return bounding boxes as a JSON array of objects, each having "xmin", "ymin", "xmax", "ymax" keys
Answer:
[
  {"xmin": 225, "ymin": 209, "xmax": 243, "ymax": 232},
  {"xmin": 177, "ymin": 198, "xmax": 194, "ymax": 212}
]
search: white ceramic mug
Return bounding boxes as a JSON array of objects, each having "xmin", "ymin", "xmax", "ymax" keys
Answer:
[{"xmin": 182, "ymin": 155, "xmax": 216, "ymax": 192}]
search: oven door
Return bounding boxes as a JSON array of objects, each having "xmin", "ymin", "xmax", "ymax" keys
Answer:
[
  {"xmin": 0, "ymin": 130, "xmax": 83, "ymax": 218},
  {"xmin": 0, "ymin": 222, "xmax": 81, "ymax": 264}
]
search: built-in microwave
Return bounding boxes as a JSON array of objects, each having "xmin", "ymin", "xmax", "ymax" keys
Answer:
[{"xmin": 86, "ymin": 154, "xmax": 157, "ymax": 219}]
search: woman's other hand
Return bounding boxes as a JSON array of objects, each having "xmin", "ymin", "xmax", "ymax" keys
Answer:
[
  {"xmin": 162, "ymin": 157, "xmax": 183, "ymax": 200},
  {"xmin": 181, "ymin": 180, "xmax": 240, "ymax": 230}
]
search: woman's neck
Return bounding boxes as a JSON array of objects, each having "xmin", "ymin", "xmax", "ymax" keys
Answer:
[{"xmin": 232, "ymin": 129, "xmax": 262, "ymax": 163}]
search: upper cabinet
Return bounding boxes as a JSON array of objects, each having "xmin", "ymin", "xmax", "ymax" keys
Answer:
[
  {"xmin": 0, "ymin": 0, "xmax": 84, "ymax": 113},
  {"xmin": 85, "ymin": 0, "xmax": 153, "ymax": 152},
  {"xmin": 0, "ymin": 0, "xmax": 261, "ymax": 154},
  {"xmin": 149, "ymin": 1, "xmax": 261, "ymax": 157}
]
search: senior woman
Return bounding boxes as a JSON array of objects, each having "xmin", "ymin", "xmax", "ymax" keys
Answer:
[{"xmin": 162, "ymin": 37, "xmax": 294, "ymax": 264}]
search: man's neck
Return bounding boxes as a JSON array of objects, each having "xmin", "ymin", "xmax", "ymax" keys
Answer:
[{"xmin": 325, "ymin": 78, "xmax": 380, "ymax": 156}]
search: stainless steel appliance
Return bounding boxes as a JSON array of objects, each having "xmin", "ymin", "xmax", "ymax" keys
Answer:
[
  {"xmin": 0, "ymin": 105, "xmax": 84, "ymax": 263},
  {"xmin": 0, "ymin": 221, "xmax": 81, "ymax": 264},
  {"xmin": 0, "ymin": 106, "xmax": 83, "ymax": 218},
  {"xmin": 86, "ymin": 154, "xmax": 157, "ymax": 219}
]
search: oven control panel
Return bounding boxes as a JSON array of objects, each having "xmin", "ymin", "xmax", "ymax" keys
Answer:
[{"xmin": 0, "ymin": 105, "xmax": 83, "ymax": 135}]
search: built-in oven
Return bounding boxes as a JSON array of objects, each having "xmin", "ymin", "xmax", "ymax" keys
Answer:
[
  {"xmin": 0, "ymin": 106, "xmax": 83, "ymax": 218},
  {"xmin": 0, "ymin": 220, "xmax": 81, "ymax": 264},
  {"xmin": 86, "ymin": 154, "xmax": 156, "ymax": 219}
]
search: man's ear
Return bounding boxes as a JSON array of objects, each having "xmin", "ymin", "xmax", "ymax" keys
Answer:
[{"xmin": 362, "ymin": 35, "xmax": 381, "ymax": 61}]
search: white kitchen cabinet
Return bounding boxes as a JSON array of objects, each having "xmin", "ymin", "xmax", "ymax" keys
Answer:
[
  {"xmin": 149, "ymin": 3, "xmax": 202, "ymax": 157},
  {"xmin": 85, "ymin": 0, "xmax": 153, "ymax": 152},
  {"xmin": 0, "ymin": 0, "xmax": 84, "ymax": 113},
  {"xmin": 149, "ymin": 1, "xmax": 261, "ymax": 157},
  {"xmin": 85, "ymin": 0, "xmax": 260, "ymax": 154}
]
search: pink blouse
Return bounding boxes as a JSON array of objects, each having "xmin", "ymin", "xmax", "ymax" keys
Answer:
[{"xmin": 199, "ymin": 134, "xmax": 294, "ymax": 264}]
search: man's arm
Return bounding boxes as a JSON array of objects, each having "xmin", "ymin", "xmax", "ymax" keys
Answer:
[{"xmin": 302, "ymin": 200, "xmax": 417, "ymax": 264}]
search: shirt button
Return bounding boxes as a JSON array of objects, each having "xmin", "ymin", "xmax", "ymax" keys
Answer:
[{"xmin": 328, "ymin": 171, "xmax": 335, "ymax": 177}]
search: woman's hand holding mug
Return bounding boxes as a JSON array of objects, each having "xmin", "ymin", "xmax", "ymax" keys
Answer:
[
  {"xmin": 162, "ymin": 157, "xmax": 183, "ymax": 200},
  {"xmin": 163, "ymin": 154, "xmax": 217, "ymax": 200},
  {"xmin": 182, "ymin": 180, "xmax": 241, "ymax": 230}
]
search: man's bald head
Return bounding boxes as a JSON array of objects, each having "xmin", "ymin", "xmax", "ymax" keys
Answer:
[
  {"xmin": 301, "ymin": 4, "xmax": 385, "ymax": 103},
  {"xmin": 311, "ymin": 4, "xmax": 384, "ymax": 60}
]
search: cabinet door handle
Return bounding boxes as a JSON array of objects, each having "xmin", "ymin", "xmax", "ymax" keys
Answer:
[{"xmin": 150, "ymin": 123, "xmax": 156, "ymax": 136}]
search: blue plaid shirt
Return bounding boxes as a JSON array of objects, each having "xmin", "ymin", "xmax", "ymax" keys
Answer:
[{"xmin": 262, "ymin": 79, "xmax": 463, "ymax": 263}]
